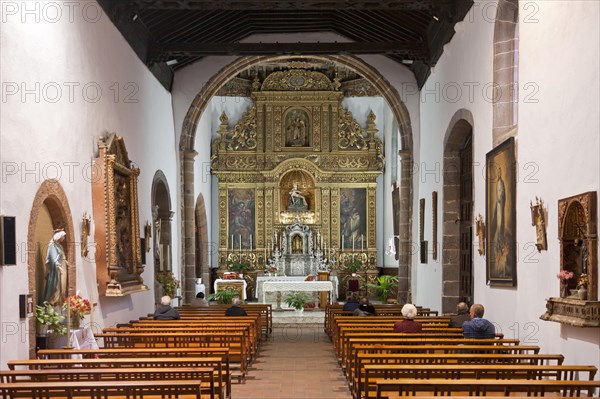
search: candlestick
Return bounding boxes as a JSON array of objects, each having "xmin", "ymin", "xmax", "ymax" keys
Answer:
[
  {"xmin": 361, "ymin": 234, "xmax": 364, "ymax": 252},
  {"xmin": 250, "ymin": 235, "xmax": 252, "ymax": 250},
  {"xmin": 341, "ymin": 236, "xmax": 344, "ymax": 250},
  {"xmin": 352, "ymin": 236, "xmax": 355, "ymax": 253},
  {"xmin": 239, "ymin": 235, "xmax": 242, "ymax": 253},
  {"xmin": 231, "ymin": 235, "xmax": 233, "ymax": 252}
]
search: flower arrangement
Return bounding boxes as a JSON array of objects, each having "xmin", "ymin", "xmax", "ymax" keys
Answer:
[
  {"xmin": 63, "ymin": 294, "xmax": 92, "ymax": 320},
  {"xmin": 577, "ymin": 273, "xmax": 589, "ymax": 288},
  {"xmin": 156, "ymin": 271, "xmax": 180, "ymax": 298},
  {"xmin": 556, "ymin": 270, "xmax": 574, "ymax": 281}
]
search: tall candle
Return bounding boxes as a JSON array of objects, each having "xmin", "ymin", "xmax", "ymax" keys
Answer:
[
  {"xmin": 239, "ymin": 235, "xmax": 242, "ymax": 252},
  {"xmin": 250, "ymin": 235, "xmax": 252, "ymax": 249},
  {"xmin": 361, "ymin": 234, "xmax": 364, "ymax": 251},
  {"xmin": 341, "ymin": 236, "xmax": 344, "ymax": 250},
  {"xmin": 352, "ymin": 237, "xmax": 355, "ymax": 253},
  {"xmin": 231, "ymin": 235, "xmax": 233, "ymax": 252}
]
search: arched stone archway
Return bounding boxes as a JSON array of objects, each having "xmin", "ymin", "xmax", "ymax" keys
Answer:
[
  {"xmin": 442, "ymin": 110, "xmax": 474, "ymax": 314},
  {"xmin": 27, "ymin": 179, "xmax": 76, "ymax": 358},
  {"xmin": 151, "ymin": 170, "xmax": 173, "ymax": 305},
  {"xmin": 178, "ymin": 55, "xmax": 414, "ymax": 302}
]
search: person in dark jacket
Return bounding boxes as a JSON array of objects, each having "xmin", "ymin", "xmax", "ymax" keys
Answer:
[
  {"xmin": 462, "ymin": 303, "xmax": 496, "ymax": 338},
  {"xmin": 225, "ymin": 297, "xmax": 248, "ymax": 316},
  {"xmin": 153, "ymin": 296, "xmax": 181, "ymax": 320},
  {"xmin": 393, "ymin": 303, "xmax": 422, "ymax": 333},
  {"xmin": 342, "ymin": 292, "xmax": 360, "ymax": 312},
  {"xmin": 449, "ymin": 301, "xmax": 471, "ymax": 328},
  {"xmin": 353, "ymin": 297, "xmax": 376, "ymax": 316}
]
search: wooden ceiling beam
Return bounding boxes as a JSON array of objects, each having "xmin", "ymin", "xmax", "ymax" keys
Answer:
[
  {"xmin": 149, "ymin": 41, "xmax": 428, "ymax": 60},
  {"xmin": 125, "ymin": 0, "xmax": 452, "ymax": 11}
]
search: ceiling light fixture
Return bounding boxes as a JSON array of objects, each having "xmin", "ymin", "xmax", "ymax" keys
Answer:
[
  {"xmin": 402, "ymin": 59, "xmax": 414, "ymax": 65},
  {"xmin": 433, "ymin": 15, "xmax": 439, "ymax": 21},
  {"xmin": 166, "ymin": 59, "xmax": 178, "ymax": 66},
  {"xmin": 132, "ymin": 13, "xmax": 138, "ymax": 21}
]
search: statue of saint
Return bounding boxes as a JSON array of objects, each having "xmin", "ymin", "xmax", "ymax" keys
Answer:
[
  {"xmin": 41, "ymin": 230, "xmax": 68, "ymax": 306},
  {"xmin": 288, "ymin": 183, "xmax": 308, "ymax": 211},
  {"xmin": 286, "ymin": 112, "xmax": 307, "ymax": 146}
]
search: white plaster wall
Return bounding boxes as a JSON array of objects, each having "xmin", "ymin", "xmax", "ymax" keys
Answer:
[
  {"xmin": 0, "ymin": 1, "xmax": 177, "ymax": 367},
  {"xmin": 417, "ymin": 0, "xmax": 599, "ymax": 370}
]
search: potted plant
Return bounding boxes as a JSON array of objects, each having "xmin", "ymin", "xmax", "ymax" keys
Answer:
[
  {"xmin": 284, "ymin": 291, "xmax": 310, "ymax": 312},
  {"xmin": 367, "ymin": 275, "xmax": 399, "ymax": 303},
  {"xmin": 346, "ymin": 259, "xmax": 362, "ymax": 276},
  {"xmin": 209, "ymin": 287, "xmax": 238, "ymax": 304},
  {"xmin": 228, "ymin": 261, "xmax": 250, "ymax": 278},
  {"xmin": 35, "ymin": 302, "xmax": 66, "ymax": 336}
]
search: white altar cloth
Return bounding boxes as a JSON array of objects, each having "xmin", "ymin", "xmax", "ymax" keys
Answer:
[
  {"xmin": 255, "ymin": 276, "xmax": 338, "ymax": 300},
  {"xmin": 262, "ymin": 280, "xmax": 334, "ymax": 304}
]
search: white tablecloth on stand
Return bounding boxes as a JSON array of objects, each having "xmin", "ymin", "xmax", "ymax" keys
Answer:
[{"xmin": 262, "ymin": 281, "xmax": 334, "ymax": 304}]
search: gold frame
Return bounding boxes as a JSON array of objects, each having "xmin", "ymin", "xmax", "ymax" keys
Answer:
[{"xmin": 92, "ymin": 133, "xmax": 148, "ymax": 296}]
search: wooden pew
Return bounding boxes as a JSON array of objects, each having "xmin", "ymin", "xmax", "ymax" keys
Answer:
[
  {"xmin": 0, "ymin": 367, "xmax": 216, "ymax": 399},
  {"xmin": 94, "ymin": 331, "xmax": 248, "ymax": 382},
  {"xmin": 8, "ymin": 356, "xmax": 229, "ymax": 399},
  {"xmin": 0, "ymin": 379, "xmax": 207, "ymax": 399},
  {"xmin": 360, "ymin": 364, "xmax": 597, "ymax": 399},
  {"xmin": 374, "ymin": 378, "xmax": 600, "ymax": 398},
  {"xmin": 340, "ymin": 336, "xmax": 519, "ymax": 370}
]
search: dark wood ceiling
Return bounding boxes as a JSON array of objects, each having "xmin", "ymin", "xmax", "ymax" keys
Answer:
[{"xmin": 98, "ymin": 0, "xmax": 473, "ymax": 91}]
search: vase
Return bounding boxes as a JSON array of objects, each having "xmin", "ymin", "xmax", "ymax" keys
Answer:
[
  {"xmin": 71, "ymin": 316, "xmax": 81, "ymax": 329},
  {"xmin": 577, "ymin": 287, "xmax": 588, "ymax": 300},
  {"xmin": 560, "ymin": 282, "xmax": 570, "ymax": 298}
]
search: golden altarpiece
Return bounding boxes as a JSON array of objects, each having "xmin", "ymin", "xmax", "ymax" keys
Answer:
[
  {"xmin": 92, "ymin": 133, "xmax": 148, "ymax": 296},
  {"xmin": 211, "ymin": 69, "xmax": 384, "ymax": 299}
]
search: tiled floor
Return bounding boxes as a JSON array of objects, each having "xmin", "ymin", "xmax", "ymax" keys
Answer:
[{"xmin": 231, "ymin": 326, "xmax": 352, "ymax": 399}]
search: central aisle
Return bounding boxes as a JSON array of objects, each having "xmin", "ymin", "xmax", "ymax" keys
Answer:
[{"xmin": 231, "ymin": 326, "xmax": 352, "ymax": 399}]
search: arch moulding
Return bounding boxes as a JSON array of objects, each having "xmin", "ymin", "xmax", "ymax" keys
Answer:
[{"xmin": 178, "ymin": 55, "xmax": 415, "ymax": 302}]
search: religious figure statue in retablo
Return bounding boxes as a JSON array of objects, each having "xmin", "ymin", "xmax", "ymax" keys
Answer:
[{"xmin": 288, "ymin": 183, "xmax": 308, "ymax": 211}]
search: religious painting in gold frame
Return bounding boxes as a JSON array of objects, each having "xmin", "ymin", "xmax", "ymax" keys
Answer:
[
  {"xmin": 228, "ymin": 189, "xmax": 255, "ymax": 251},
  {"xmin": 340, "ymin": 188, "xmax": 367, "ymax": 250},
  {"xmin": 486, "ymin": 137, "xmax": 517, "ymax": 286}
]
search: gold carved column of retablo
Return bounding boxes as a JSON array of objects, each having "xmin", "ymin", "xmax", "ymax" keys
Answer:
[
  {"xmin": 330, "ymin": 187, "xmax": 340, "ymax": 251},
  {"xmin": 265, "ymin": 187, "xmax": 274, "ymax": 247},
  {"xmin": 256, "ymin": 188, "xmax": 264, "ymax": 262},
  {"xmin": 321, "ymin": 187, "xmax": 331, "ymax": 252},
  {"xmin": 321, "ymin": 104, "xmax": 330, "ymax": 152},
  {"xmin": 218, "ymin": 187, "xmax": 228, "ymax": 274}
]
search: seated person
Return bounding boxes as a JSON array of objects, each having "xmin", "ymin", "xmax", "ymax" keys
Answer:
[
  {"xmin": 448, "ymin": 301, "xmax": 470, "ymax": 328},
  {"xmin": 153, "ymin": 296, "xmax": 181, "ymax": 320},
  {"xmin": 393, "ymin": 303, "xmax": 422, "ymax": 333},
  {"xmin": 353, "ymin": 297, "xmax": 376, "ymax": 316},
  {"xmin": 190, "ymin": 291, "xmax": 209, "ymax": 307},
  {"xmin": 462, "ymin": 303, "xmax": 496, "ymax": 338},
  {"xmin": 342, "ymin": 292, "xmax": 360, "ymax": 312},
  {"xmin": 225, "ymin": 297, "xmax": 248, "ymax": 316}
]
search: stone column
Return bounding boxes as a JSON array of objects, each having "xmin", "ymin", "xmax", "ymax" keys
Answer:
[
  {"xmin": 397, "ymin": 149, "xmax": 413, "ymax": 303},
  {"xmin": 182, "ymin": 149, "xmax": 198, "ymax": 303}
]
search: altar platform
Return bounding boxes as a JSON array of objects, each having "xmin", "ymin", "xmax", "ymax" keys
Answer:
[{"xmin": 271, "ymin": 308, "xmax": 326, "ymax": 328}]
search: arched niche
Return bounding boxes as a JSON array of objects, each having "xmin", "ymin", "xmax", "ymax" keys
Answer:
[
  {"xmin": 540, "ymin": 191, "xmax": 599, "ymax": 327},
  {"xmin": 27, "ymin": 179, "xmax": 76, "ymax": 358}
]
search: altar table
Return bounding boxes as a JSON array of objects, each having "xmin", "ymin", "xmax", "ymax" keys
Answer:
[
  {"xmin": 261, "ymin": 280, "xmax": 334, "ymax": 305},
  {"xmin": 255, "ymin": 276, "xmax": 338, "ymax": 301}
]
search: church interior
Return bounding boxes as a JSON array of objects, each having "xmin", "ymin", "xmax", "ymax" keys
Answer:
[{"xmin": 0, "ymin": 0, "xmax": 599, "ymax": 396}]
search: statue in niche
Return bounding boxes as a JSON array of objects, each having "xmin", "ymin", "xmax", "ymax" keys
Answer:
[
  {"xmin": 285, "ymin": 110, "xmax": 308, "ymax": 147},
  {"xmin": 288, "ymin": 183, "xmax": 308, "ymax": 211},
  {"xmin": 41, "ymin": 230, "xmax": 68, "ymax": 306}
]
